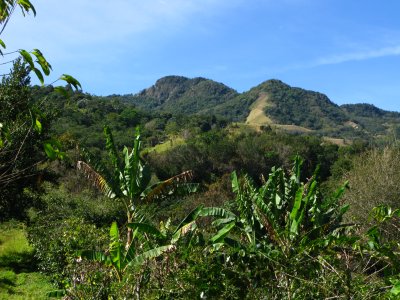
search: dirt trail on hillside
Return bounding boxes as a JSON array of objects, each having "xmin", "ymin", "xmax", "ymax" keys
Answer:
[
  {"xmin": 244, "ymin": 93, "xmax": 345, "ymax": 145},
  {"xmin": 246, "ymin": 93, "xmax": 273, "ymax": 126}
]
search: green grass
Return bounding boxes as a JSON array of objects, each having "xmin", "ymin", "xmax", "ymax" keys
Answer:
[
  {"xmin": 143, "ymin": 136, "xmax": 185, "ymax": 154},
  {"xmin": 0, "ymin": 221, "xmax": 55, "ymax": 299}
]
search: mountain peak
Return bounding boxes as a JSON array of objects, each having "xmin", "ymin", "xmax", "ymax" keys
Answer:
[{"xmin": 132, "ymin": 76, "xmax": 238, "ymax": 114}]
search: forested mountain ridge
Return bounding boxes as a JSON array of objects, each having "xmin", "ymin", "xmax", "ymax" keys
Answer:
[
  {"xmin": 341, "ymin": 103, "xmax": 400, "ymax": 118},
  {"xmin": 124, "ymin": 76, "xmax": 400, "ymax": 139},
  {"xmin": 29, "ymin": 76, "xmax": 400, "ymax": 146}
]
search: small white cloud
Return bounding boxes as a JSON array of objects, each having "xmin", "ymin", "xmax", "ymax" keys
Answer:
[{"xmin": 314, "ymin": 45, "xmax": 400, "ymax": 66}]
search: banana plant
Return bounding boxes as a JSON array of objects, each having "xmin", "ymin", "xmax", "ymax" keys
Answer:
[
  {"xmin": 79, "ymin": 221, "xmax": 175, "ymax": 282},
  {"xmin": 79, "ymin": 206, "xmax": 203, "ymax": 283},
  {"xmin": 201, "ymin": 156, "xmax": 350, "ymax": 257},
  {"xmin": 127, "ymin": 205, "xmax": 204, "ymax": 247},
  {"xmin": 77, "ymin": 125, "xmax": 198, "ymax": 248}
]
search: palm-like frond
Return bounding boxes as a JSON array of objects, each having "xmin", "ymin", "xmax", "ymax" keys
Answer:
[
  {"xmin": 79, "ymin": 250, "xmax": 110, "ymax": 265},
  {"xmin": 77, "ymin": 160, "xmax": 115, "ymax": 198},
  {"xmin": 143, "ymin": 170, "xmax": 197, "ymax": 202},
  {"xmin": 131, "ymin": 244, "xmax": 176, "ymax": 266},
  {"xmin": 79, "ymin": 146, "xmax": 121, "ymax": 195},
  {"xmin": 171, "ymin": 221, "xmax": 198, "ymax": 244},
  {"xmin": 127, "ymin": 222, "xmax": 165, "ymax": 239},
  {"xmin": 104, "ymin": 125, "xmax": 122, "ymax": 178}
]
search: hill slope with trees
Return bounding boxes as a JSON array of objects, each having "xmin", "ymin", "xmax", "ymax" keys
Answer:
[
  {"xmin": 128, "ymin": 76, "xmax": 239, "ymax": 115},
  {"xmin": 122, "ymin": 76, "xmax": 400, "ymax": 140}
]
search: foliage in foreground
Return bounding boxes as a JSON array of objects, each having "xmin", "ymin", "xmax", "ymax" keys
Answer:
[{"xmin": 49, "ymin": 156, "xmax": 400, "ymax": 299}]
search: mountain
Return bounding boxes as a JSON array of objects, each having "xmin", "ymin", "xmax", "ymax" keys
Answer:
[
  {"xmin": 124, "ymin": 76, "xmax": 400, "ymax": 139},
  {"xmin": 242, "ymin": 79, "xmax": 348, "ymax": 130},
  {"xmin": 128, "ymin": 76, "xmax": 239, "ymax": 115}
]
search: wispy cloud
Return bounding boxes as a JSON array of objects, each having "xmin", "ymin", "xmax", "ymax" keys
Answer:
[
  {"xmin": 6, "ymin": 0, "xmax": 243, "ymax": 44},
  {"xmin": 314, "ymin": 45, "xmax": 400, "ymax": 66},
  {"xmin": 3, "ymin": 0, "xmax": 244, "ymax": 62},
  {"xmin": 264, "ymin": 44, "xmax": 400, "ymax": 75},
  {"xmin": 2, "ymin": 0, "xmax": 246, "ymax": 89}
]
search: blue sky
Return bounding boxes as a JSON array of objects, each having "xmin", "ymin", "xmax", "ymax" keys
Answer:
[{"xmin": 4, "ymin": 0, "xmax": 400, "ymax": 111}]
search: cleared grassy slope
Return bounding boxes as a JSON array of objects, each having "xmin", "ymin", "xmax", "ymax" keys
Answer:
[{"xmin": 0, "ymin": 222, "xmax": 54, "ymax": 300}]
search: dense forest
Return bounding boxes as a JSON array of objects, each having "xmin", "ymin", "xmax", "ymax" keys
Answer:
[{"xmin": 2, "ymin": 2, "xmax": 400, "ymax": 299}]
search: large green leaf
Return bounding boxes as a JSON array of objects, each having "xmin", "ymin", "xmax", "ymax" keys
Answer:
[
  {"xmin": 17, "ymin": 0, "xmax": 36, "ymax": 16},
  {"xmin": 104, "ymin": 125, "xmax": 122, "ymax": 191},
  {"xmin": 43, "ymin": 139, "xmax": 65, "ymax": 160},
  {"xmin": 79, "ymin": 250, "xmax": 110, "ymax": 264},
  {"xmin": 34, "ymin": 117, "xmax": 42, "ymax": 133},
  {"xmin": 109, "ymin": 222, "xmax": 122, "ymax": 271},
  {"xmin": 171, "ymin": 221, "xmax": 197, "ymax": 244},
  {"xmin": 129, "ymin": 129, "xmax": 142, "ymax": 197},
  {"xmin": 175, "ymin": 206, "xmax": 203, "ymax": 232},
  {"xmin": 292, "ymin": 155, "xmax": 303, "ymax": 184},
  {"xmin": 32, "ymin": 49, "xmax": 51, "ymax": 75},
  {"xmin": 390, "ymin": 279, "xmax": 400, "ymax": 296},
  {"xmin": 60, "ymin": 74, "xmax": 82, "ymax": 90},
  {"xmin": 19, "ymin": 49, "xmax": 34, "ymax": 68},
  {"xmin": 132, "ymin": 245, "xmax": 176, "ymax": 266},
  {"xmin": 210, "ymin": 221, "xmax": 235, "ymax": 244},
  {"xmin": 110, "ymin": 221, "xmax": 120, "ymax": 245},
  {"xmin": 32, "ymin": 67, "xmax": 44, "ymax": 85},
  {"xmin": 127, "ymin": 222, "xmax": 164, "ymax": 238},
  {"xmin": 332, "ymin": 180, "xmax": 349, "ymax": 202},
  {"xmin": 231, "ymin": 171, "xmax": 240, "ymax": 194},
  {"xmin": 289, "ymin": 186, "xmax": 304, "ymax": 236},
  {"xmin": 294, "ymin": 179, "xmax": 316, "ymax": 234},
  {"xmin": 199, "ymin": 207, "xmax": 236, "ymax": 220}
]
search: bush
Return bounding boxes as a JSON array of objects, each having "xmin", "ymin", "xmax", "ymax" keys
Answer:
[
  {"xmin": 28, "ymin": 216, "xmax": 108, "ymax": 285},
  {"xmin": 29, "ymin": 181, "xmax": 126, "ymax": 226},
  {"xmin": 342, "ymin": 146, "xmax": 400, "ymax": 239}
]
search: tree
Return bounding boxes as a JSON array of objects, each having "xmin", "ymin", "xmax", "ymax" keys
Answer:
[
  {"xmin": 0, "ymin": 0, "xmax": 81, "ymax": 158},
  {"xmin": 0, "ymin": 59, "xmax": 45, "ymax": 218},
  {"xmin": 0, "ymin": 1, "xmax": 81, "ymax": 219},
  {"xmin": 1, "ymin": 1, "xmax": 79, "ymax": 86}
]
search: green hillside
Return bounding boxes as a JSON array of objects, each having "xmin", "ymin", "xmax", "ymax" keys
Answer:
[
  {"xmin": 123, "ymin": 76, "xmax": 400, "ymax": 140},
  {"xmin": 251, "ymin": 79, "xmax": 348, "ymax": 130},
  {"xmin": 341, "ymin": 103, "xmax": 400, "ymax": 136},
  {"xmin": 27, "ymin": 76, "xmax": 400, "ymax": 147},
  {"xmin": 128, "ymin": 76, "xmax": 239, "ymax": 115}
]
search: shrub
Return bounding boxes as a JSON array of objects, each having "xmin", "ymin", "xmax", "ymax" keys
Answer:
[
  {"xmin": 28, "ymin": 217, "xmax": 108, "ymax": 285},
  {"xmin": 342, "ymin": 146, "xmax": 400, "ymax": 239}
]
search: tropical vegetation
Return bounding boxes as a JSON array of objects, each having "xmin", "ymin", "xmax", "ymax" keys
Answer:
[{"xmin": 2, "ymin": 1, "xmax": 400, "ymax": 299}]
